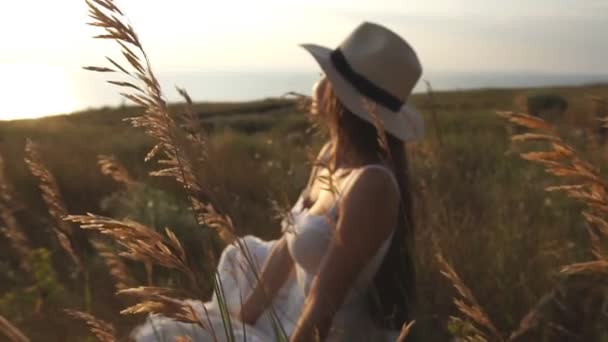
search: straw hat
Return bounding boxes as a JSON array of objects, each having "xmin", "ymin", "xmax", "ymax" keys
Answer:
[{"xmin": 301, "ymin": 22, "xmax": 424, "ymax": 142}]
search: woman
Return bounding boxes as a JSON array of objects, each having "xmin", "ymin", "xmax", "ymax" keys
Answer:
[{"xmin": 133, "ymin": 21, "xmax": 424, "ymax": 342}]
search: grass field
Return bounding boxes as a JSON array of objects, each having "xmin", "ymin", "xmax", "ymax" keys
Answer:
[{"xmin": 1, "ymin": 82, "xmax": 608, "ymax": 341}]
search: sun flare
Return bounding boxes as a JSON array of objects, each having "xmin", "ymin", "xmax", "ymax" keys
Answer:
[{"xmin": 0, "ymin": 64, "xmax": 77, "ymax": 121}]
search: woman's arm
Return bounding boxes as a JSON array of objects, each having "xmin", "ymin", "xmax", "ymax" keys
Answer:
[
  {"xmin": 239, "ymin": 236, "xmax": 293, "ymax": 324},
  {"xmin": 240, "ymin": 141, "xmax": 333, "ymax": 324},
  {"xmin": 290, "ymin": 167, "xmax": 399, "ymax": 341}
]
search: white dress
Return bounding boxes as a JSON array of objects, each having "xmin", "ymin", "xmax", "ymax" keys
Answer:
[{"xmin": 132, "ymin": 165, "xmax": 399, "ymax": 341}]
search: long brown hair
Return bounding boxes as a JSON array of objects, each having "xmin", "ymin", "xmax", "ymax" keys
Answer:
[{"xmin": 315, "ymin": 82, "xmax": 416, "ymax": 329}]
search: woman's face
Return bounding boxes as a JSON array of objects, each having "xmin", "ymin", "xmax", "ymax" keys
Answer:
[{"xmin": 311, "ymin": 74, "xmax": 328, "ymax": 117}]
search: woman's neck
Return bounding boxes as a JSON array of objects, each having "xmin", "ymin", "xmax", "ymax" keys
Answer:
[{"xmin": 328, "ymin": 137, "xmax": 380, "ymax": 171}]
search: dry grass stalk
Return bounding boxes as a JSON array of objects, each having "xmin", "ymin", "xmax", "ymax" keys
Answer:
[
  {"xmin": 119, "ymin": 294, "xmax": 203, "ymax": 327},
  {"xmin": 117, "ymin": 286, "xmax": 218, "ymax": 339},
  {"xmin": 496, "ymin": 112, "xmax": 554, "ymax": 133},
  {"xmin": 24, "ymin": 139, "xmax": 83, "ymax": 271},
  {"xmin": 510, "ymin": 133, "xmax": 562, "ymax": 143},
  {"xmin": 64, "ymin": 309, "xmax": 117, "ymax": 342},
  {"xmin": 0, "ymin": 202, "xmax": 32, "ymax": 271},
  {"xmin": 119, "ymin": 285, "xmax": 176, "ymax": 297},
  {"xmin": 508, "ymin": 306, "xmax": 542, "ymax": 341},
  {"xmin": 589, "ymin": 228, "xmax": 604, "ymax": 260},
  {"xmin": 90, "ymin": 239, "xmax": 136, "ymax": 290},
  {"xmin": 85, "ymin": 0, "xmax": 234, "ymax": 247},
  {"xmin": 96, "ymin": 154, "xmax": 153, "ymax": 287},
  {"xmin": 84, "ymin": 1, "xmax": 282, "ymax": 338},
  {"xmin": 500, "ymin": 112, "xmax": 608, "ymax": 262},
  {"xmin": 0, "ymin": 151, "xmax": 33, "ymax": 270},
  {"xmin": 97, "ymin": 154, "xmax": 138, "ymax": 189},
  {"xmin": 583, "ymin": 213, "xmax": 606, "ymax": 260},
  {"xmin": 560, "ymin": 259, "xmax": 608, "ymax": 276},
  {"xmin": 396, "ymin": 320, "xmax": 415, "ymax": 342},
  {"xmin": 65, "ymin": 213, "xmax": 202, "ymax": 293},
  {"xmin": 435, "ymin": 253, "xmax": 504, "ymax": 341},
  {"xmin": 424, "ymin": 80, "xmax": 444, "ymax": 148},
  {"xmin": 86, "ymin": 0, "xmax": 187, "ymax": 176},
  {"xmin": 175, "ymin": 87, "xmax": 208, "ymax": 162},
  {"xmin": 447, "ymin": 316, "xmax": 491, "ymax": 342},
  {"xmin": 0, "ymin": 152, "xmax": 22, "ymax": 209},
  {"xmin": 0, "ymin": 315, "xmax": 30, "ymax": 342},
  {"xmin": 24, "ymin": 140, "xmax": 73, "ymax": 235},
  {"xmin": 193, "ymin": 199, "xmax": 236, "ymax": 244},
  {"xmin": 500, "ymin": 111, "xmax": 608, "ymax": 340}
]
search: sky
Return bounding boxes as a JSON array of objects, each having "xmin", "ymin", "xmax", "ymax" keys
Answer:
[{"xmin": 1, "ymin": 0, "xmax": 607, "ymax": 119}]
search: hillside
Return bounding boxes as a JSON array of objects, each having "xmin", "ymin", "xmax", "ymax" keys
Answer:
[{"xmin": 2, "ymin": 83, "xmax": 608, "ymax": 341}]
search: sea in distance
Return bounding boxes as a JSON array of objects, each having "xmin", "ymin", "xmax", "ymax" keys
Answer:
[{"xmin": 2, "ymin": 69, "xmax": 608, "ymax": 120}]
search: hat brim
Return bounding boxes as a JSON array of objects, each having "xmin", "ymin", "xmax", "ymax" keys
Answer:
[{"xmin": 300, "ymin": 43, "xmax": 424, "ymax": 142}]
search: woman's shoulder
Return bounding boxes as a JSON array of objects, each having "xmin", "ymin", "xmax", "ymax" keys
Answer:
[
  {"xmin": 337, "ymin": 164, "xmax": 400, "ymax": 226},
  {"xmin": 333, "ymin": 164, "xmax": 399, "ymax": 255},
  {"xmin": 346, "ymin": 164, "xmax": 399, "ymax": 198},
  {"xmin": 351, "ymin": 165, "xmax": 399, "ymax": 199}
]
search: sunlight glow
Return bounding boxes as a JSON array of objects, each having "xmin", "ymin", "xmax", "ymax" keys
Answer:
[
  {"xmin": 0, "ymin": 0, "xmax": 605, "ymax": 120},
  {"xmin": 0, "ymin": 65, "xmax": 77, "ymax": 120}
]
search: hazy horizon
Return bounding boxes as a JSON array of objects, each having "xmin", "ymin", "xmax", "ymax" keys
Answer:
[
  {"xmin": 2, "ymin": 69, "xmax": 607, "ymax": 121},
  {"xmin": 2, "ymin": 0, "xmax": 607, "ymax": 120}
]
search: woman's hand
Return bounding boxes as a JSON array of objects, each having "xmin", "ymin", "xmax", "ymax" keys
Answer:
[{"xmin": 238, "ymin": 291, "xmax": 266, "ymax": 325}]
